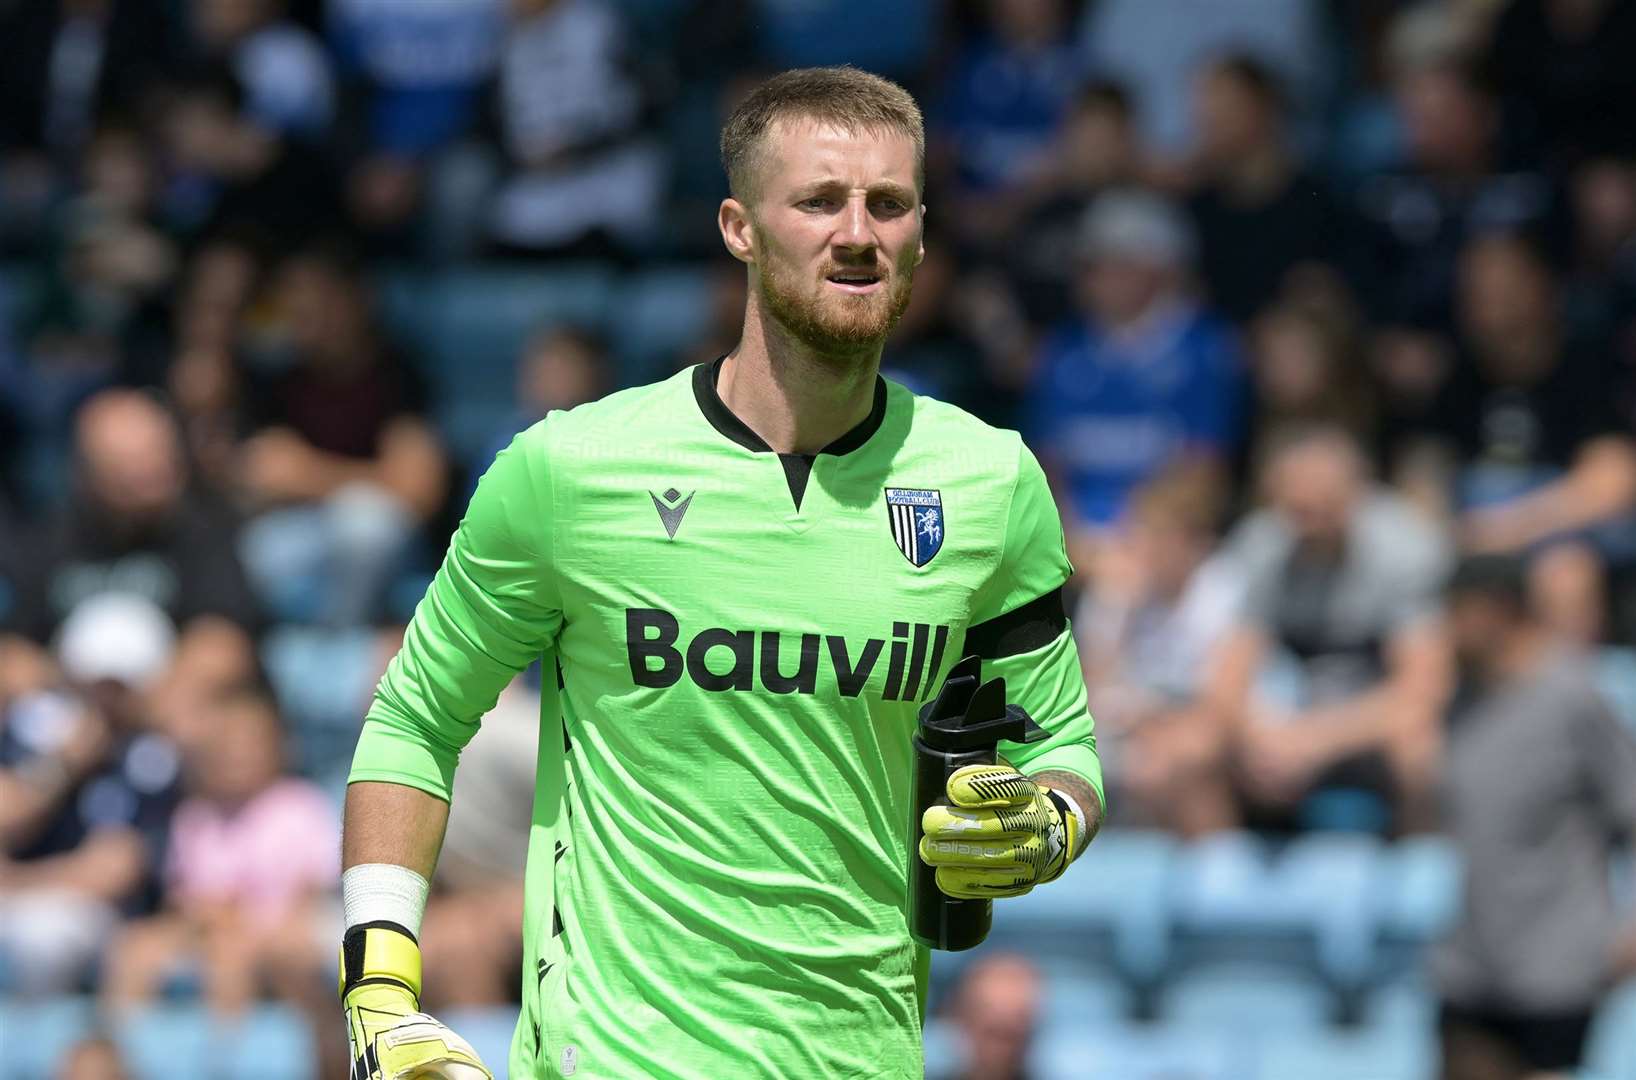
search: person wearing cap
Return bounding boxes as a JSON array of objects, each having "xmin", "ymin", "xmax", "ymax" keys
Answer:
[
  {"xmin": 1023, "ymin": 187, "xmax": 1244, "ymax": 570},
  {"xmin": 1435, "ymin": 553, "xmax": 1636, "ymax": 1080},
  {"xmin": 0, "ymin": 593, "xmax": 184, "ymax": 994}
]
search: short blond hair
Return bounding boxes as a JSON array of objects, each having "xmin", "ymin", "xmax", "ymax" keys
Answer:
[{"xmin": 720, "ymin": 66, "xmax": 925, "ymax": 202}]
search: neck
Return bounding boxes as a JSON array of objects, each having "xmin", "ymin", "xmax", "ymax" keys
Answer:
[
  {"xmin": 1483, "ymin": 624, "xmax": 1550, "ymax": 685},
  {"xmin": 721, "ymin": 291, "xmax": 881, "ymax": 454}
]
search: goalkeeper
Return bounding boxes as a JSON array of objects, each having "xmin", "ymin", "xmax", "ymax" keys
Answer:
[{"xmin": 340, "ymin": 66, "xmax": 1102, "ymax": 1080}]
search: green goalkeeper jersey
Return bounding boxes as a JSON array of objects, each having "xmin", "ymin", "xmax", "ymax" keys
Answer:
[{"xmin": 350, "ymin": 360, "xmax": 1101, "ymax": 1080}]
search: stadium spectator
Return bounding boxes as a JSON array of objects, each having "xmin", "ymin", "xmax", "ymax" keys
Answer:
[
  {"xmin": 881, "ymin": 238, "xmax": 1003, "ymax": 422},
  {"xmin": 1080, "ymin": 0, "xmax": 1326, "ymax": 160},
  {"xmin": 1005, "ymin": 78, "xmax": 1144, "ymax": 329},
  {"xmin": 187, "ymin": 0, "xmax": 335, "ymax": 139},
  {"xmin": 328, "ymin": 0, "xmax": 504, "ymax": 255},
  {"xmin": 1427, "ymin": 232, "xmax": 1636, "ymax": 644},
  {"xmin": 102, "ymin": 683, "xmax": 337, "ymax": 1015},
  {"xmin": 1435, "ymin": 554, "xmax": 1636, "ymax": 1080},
  {"xmin": 0, "ymin": 593, "xmax": 182, "ymax": 994},
  {"xmin": 1078, "ymin": 465, "xmax": 1241, "ymax": 836},
  {"xmin": 1243, "ymin": 300, "xmax": 1375, "ymax": 487},
  {"xmin": 1, "ymin": 390, "xmax": 260, "ymax": 650},
  {"xmin": 0, "ymin": 0, "xmax": 174, "ymax": 174},
  {"xmin": 935, "ymin": 952, "xmax": 1042, "ymax": 1080},
  {"xmin": 24, "ymin": 124, "xmax": 180, "ymax": 392},
  {"xmin": 158, "ymin": 65, "xmax": 343, "ymax": 259},
  {"xmin": 467, "ymin": 324, "xmax": 610, "ymax": 504},
  {"xmin": 1357, "ymin": 60, "xmax": 1557, "ymax": 327},
  {"xmin": 54, "ymin": 1034, "xmax": 132, "ymax": 1080},
  {"xmin": 485, "ymin": 0, "xmax": 663, "ymax": 258},
  {"xmin": 930, "ymin": 0, "xmax": 1081, "ymax": 249},
  {"xmin": 1207, "ymin": 425, "xmax": 1452, "ymax": 834},
  {"xmin": 1186, "ymin": 54, "xmax": 1351, "ymax": 326},
  {"xmin": 1025, "ymin": 189, "xmax": 1243, "ymax": 546},
  {"xmin": 1487, "ymin": 0, "xmax": 1636, "ymax": 167},
  {"xmin": 236, "ymin": 244, "xmax": 446, "ymax": 625}
]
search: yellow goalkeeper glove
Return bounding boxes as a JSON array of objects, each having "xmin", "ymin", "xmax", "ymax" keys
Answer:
[
  {"xmin": 918, "ymin": 761, "xmax": 1082, "ymax": 899},
  {"xmin": 340, "ymin": 923, "xmax": 492, "ymax": 1080}
]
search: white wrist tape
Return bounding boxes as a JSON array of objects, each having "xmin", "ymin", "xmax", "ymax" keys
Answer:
[{"xmin": 342, "ymin": 863, "xmax": 431, "ymax": 937}]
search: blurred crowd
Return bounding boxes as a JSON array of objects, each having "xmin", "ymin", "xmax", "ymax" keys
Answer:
[{"xmin": 1, "ymin": 0, "xmax": 1634, "ymax": 1078}]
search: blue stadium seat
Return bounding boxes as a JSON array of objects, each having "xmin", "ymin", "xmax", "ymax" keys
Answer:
[
  {"xmin": 260, "ymin": 625, "xmax": 381, "ymax": 776},
  {"xmin": 1583, "ymin": 979, "xmax": 1636, "ymax": 1080},
  {"xmin": 1157, "ymin": 962, "xmax": 1333, "ymax": 1031},
  {"xmin": 990, "ymin": 829, "xmax": 1176, "ymax": 983},
  {"xmin": 1377, "ymin": 837, "xmax": 1462, "ymax": 976},
  {"xmin": 113, "ymin": 1004, "xmax": 211, "ymax": 1079},
  {"xmin": 1275, "ymin": 833, "xmax": 1385, "ymax": 987},
  {"xmin": 439, "ymin": 1007, "xmax": 520, "ymax": 1080},
  {"xmin": 0, "ymin": 995, "xmax": 95, "ymax": 1079},
  {"xmin": 1361, "ymin": 974, "xmax": 1437, "ymax": 1038},
  {"xmin": 1596, "ymin": 647, "xmax": 1636, "ymax": 734},
  {"xmin": 609, "ymin": 268, "xmax": 715, "ymax": 384},
  {"xmin": 210, "ymin": 1005, "xmax": 318, "ymax": 1079},
  {"xmin": 1042, "ymin": 970, "xmax": 1135, "ymax": 1030},
  {"xmin": 1171, "ymin": 832, "xmax": 1317, "ymax": 972},
  {"xmin": 922, "ymin": 1016, "xmax": 967, "ymax": 1079},
  {"xmin": 1253, "ymin": 1025, "xmax": 1435, "ymax": 1080},
  {"xmin": 1030, "ymin": 1020, "xmax": 1241, "ymax": 1080}
]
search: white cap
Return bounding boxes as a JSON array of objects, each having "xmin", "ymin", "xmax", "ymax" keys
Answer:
[
  {"xmin": 1078, "ymin": 189, "xmax": 1196, "ymax": 267},
  {"xmin": 55, "ymin": 592, "xmax": 177, "ymax": 691}
]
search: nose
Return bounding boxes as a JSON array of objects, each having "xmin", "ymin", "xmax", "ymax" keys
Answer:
[{"xmin": 833, "ymin": 194, "xmax": 875, "ymax": 255}]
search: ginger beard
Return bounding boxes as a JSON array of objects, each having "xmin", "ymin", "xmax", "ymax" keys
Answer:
[{"xmin": 754, "ymin": 221, "xmax": 918, "ymax": 359}]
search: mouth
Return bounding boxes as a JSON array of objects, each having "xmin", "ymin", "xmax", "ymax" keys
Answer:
[{"xmin": 825, "ymin": 269, "xmax": 883, "ymax": 295}]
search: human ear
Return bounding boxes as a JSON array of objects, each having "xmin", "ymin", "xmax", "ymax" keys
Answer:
[{"xmin": 718, "ymin": 198, "xmax": 755, "ymax": 265}]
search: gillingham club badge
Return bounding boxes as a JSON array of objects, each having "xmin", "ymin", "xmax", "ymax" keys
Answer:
[{"xmin": 885, "ymin": 488, "xmax": 944, "ymax": 567}]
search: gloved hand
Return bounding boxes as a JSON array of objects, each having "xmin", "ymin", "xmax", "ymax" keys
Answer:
[
  {"xmin": 918, "ymin": 761, "xmax": 1081, "ymax": 899},
  {"xmin": 341, "ymin": 922, "xmax": 493, "ymax": 1080}
]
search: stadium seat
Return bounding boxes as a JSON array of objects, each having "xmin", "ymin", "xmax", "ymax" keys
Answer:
[
  {"xmin": 1275, "ymin": 833, "xmax": 1385, "ymax": 988},
  {"xmin": 0, "ymin": 994, "xmax": 95, "ymax": 1079},
  {"xmin": 1042, "ymin": 970, "xmax": 1135, "ymax": 1030},
  {"xmin": 609, "ymin": 268, "xmax": 715, "ymax": 384},
  {"xmin": 922, "ymin": 1016, "xmax": 967, "ymax": 1079},
  {"xmin": 1583, "ymin": 979, "xmax": 1636, "ymax": 1080},
  {"xmin": 1253, "ymin": 1024, "xmax": 1435, "ymax": 1080},
  {"xmin": 112, "ymin": 1004, "xmax": 211, "ymax": 1079},
  {"xmin": 1157, "ymin": 962, "xmax": 1333, "ymax": 1031},
  {"xmin": 1360, "ymin": 974, "xmax": 1438, "ymax": 1038},
  {"xmin": 1170, "ymin": 831, "xmax": 1315, "ymax": 972},
  {"xmin": 1030, "ymin": 1019, "xmax": 1241, "ymax": 1080},
  {"xmin": 211, "ymin": 1005, "xmax": 319, "ymax": 1080},
  {"xmin": 1596, "ymin": 647, "xmax": 1636, "ymax": 734},
  {"xmin": 991, "ymin": 828, "xmax": 1177, "ymax": 983},
  {"xmin": 1376, "ymin": 837, "xmax": 1462, "ymax": 976},
  {"xmin": 439, "ymin": 1007, "xmax": 520, "ymax": 1079},
  {"xmin": 261, "ymin": 625, "xmax": 381, "ymax": 776}
]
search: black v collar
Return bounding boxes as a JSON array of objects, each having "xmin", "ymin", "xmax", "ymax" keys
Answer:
[
  {"xmin": 692, "ymin": 357, "xmax": 887, "ymax": 457},
  {"xmin": 692, "ymin": 357, "xmax": 887, "ymax": 512}
]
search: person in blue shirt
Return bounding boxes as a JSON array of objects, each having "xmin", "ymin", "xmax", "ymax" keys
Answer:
[{"xmin": 1026, "ymin": 189, "xmax": 1244, "ymax": 546}]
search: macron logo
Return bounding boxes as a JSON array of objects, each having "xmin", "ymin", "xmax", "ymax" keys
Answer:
[{"xmin": 650, "ymin": 487, "xmax": 694, "ymax": 539}]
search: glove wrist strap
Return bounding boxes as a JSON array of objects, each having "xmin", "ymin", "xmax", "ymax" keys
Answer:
[{"xmin": 340, "ymin": 921, "xmax": 423, "ymax": 1002}]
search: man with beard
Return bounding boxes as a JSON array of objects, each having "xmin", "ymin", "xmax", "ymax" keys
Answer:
[
  {"xmin": 336, "ymin": 67, "xmax": 1102, "ymax": 1079},
  {"xmin": 1435, "ymin": 554, "xmax": 1636, "ymax": 1080},
  {"xmin": 3, "ymin": 389, "xmax": 259, "ymax": 655}
]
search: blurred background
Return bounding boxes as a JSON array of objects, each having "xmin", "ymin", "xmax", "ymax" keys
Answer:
[{"xmin": 1, "ymin": 0, "xmax": 1634, "ymax": 1077}]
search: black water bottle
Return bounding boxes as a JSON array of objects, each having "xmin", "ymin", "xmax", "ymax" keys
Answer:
[{"xmin": 909, "ymin": 656, "xmax": 1048, "ymax": 951}]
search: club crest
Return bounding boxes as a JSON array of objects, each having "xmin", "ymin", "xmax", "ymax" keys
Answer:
[{"xmin": 885, "ymin": 488, "xmax": 944, "ymax": 567}]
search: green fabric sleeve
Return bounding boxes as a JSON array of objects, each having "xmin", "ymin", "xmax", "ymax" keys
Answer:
[
  {"xmin": 976, "ymin": 438, "xmax": 1103, "ymax": 808},
  {"xmin": 349, "ymin": 423, "xmax": 563, "ymax": 800}
]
